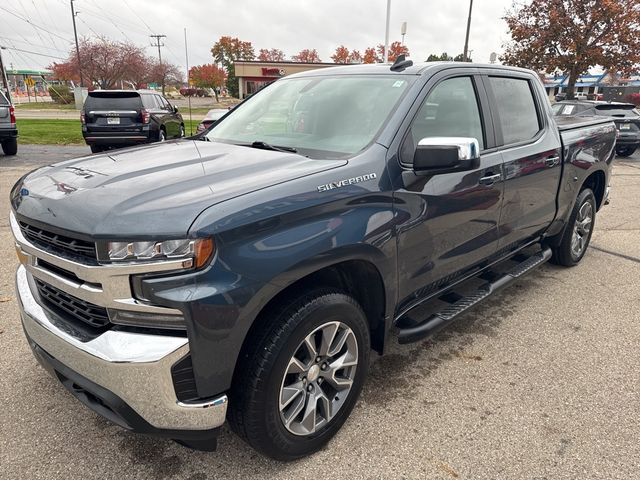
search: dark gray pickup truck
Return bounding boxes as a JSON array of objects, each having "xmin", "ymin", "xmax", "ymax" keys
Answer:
[{"xmin": 11, "ymin": 60, "xmax": 615, "ymax": 460}]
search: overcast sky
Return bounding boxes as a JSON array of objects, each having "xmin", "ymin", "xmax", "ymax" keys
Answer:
[{"xmin": 1, "ymin": 0, "xmax": 516, "ymax": 71}]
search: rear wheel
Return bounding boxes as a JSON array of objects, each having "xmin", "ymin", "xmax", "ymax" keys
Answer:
[
  {"xmin": 90, "ymin": 145, "xmax": 103, "ymax": 154},
  {"xmin": 616, "ymin": 146, "xmax": 636, "ymax": 157},
  {"xmin": 158, "ymin": 128, "xmax": 166, "ymax": 142},
  {"xmin": 550, "ymin": 188, "xmax": 596, "ymax": 266},
  {"xmin": 228, "ymin": 289, "xmax": 370, "ymax": 461},
  {"xmin": 2, "ymin": 138, "xmax": 18, "ymax": 156}
]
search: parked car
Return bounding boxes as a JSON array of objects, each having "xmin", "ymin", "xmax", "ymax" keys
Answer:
[
  {"xmin": 81, "ymin": 90, "xmax": 184, "ymax": 153},
  {"xmin": 553, "ymin": 100, "xmax": 640, "ymax": 157},
  {"xmin": 196, "ymin": 108, "xmax": 228, "ymax": 134},
  {"xmin": 0, "ymin": 90, "xmax": 18, "ymax": 156},
  {"xmin": 11, "ymin": 61, "xmax": 615, "ymax": 460}
]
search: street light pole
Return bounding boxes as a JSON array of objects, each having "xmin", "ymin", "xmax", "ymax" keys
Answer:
[
  {"xmin": 463, "ymin": 0, "xmax": 474, "ymax": 62},
  {"xmin": 70, "ymin": 0, "xmax": 83, "ymax": 87},
  {"xmin": 384, "ymin": 0, "xmax": 391, "ymax": 63}
]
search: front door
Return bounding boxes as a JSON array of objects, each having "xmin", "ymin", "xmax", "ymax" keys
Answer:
[{"xmin": 393, "ymin": 74, "xmax": 504, "ymax": 312}]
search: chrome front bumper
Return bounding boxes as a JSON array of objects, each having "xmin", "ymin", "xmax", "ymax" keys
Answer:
[{"xmin": 16, "ymin": 265, "xmax": 227, "ymax": 431}]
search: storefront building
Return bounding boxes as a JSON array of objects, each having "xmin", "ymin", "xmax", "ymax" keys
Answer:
[{"xmin": 234, "ymin": 61, "xmax": 337, "ymax": 98}]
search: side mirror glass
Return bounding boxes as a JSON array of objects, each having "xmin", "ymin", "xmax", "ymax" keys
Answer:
[{"xmin": 413, "ymin": 137, "xmax": 480, "ymax": 175}]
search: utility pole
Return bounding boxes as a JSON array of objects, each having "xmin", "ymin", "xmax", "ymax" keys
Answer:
[
  {"xmin": 383, "ymin": 0, "xmax": 391, "ymax": 63},
  {"xmin": 150, "ymin": 34, "xmax": 166, "ymax": 94},
  {"xmin": 463, "ymin": 0, "xmax": 474, "ymax": 62},
  {"xmin": 401, "ymin": 21, "xmax": 407, "ymax": 46},
  {"xmin": 70, "ymin": 0, "xmax": 84, "ymax": 87}
]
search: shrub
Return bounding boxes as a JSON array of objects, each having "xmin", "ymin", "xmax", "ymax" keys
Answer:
[{"xmin": 48, "ymin": 85, "xmax": 74, "ymax": 104}]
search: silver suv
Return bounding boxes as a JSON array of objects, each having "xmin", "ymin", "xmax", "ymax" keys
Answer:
[{"xmin": 0, "ymin": 91, "xmax": 18, "ymax": 156}]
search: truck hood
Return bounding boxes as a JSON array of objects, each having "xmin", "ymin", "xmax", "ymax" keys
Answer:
[{"xmin": 13, "ymin": 140, "xmax": 346, "ymax": 238}]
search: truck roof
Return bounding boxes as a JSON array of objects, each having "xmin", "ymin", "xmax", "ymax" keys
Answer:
[{"xmin": 287, "ymin": 61, "xmax": 537, "ymax": 78}]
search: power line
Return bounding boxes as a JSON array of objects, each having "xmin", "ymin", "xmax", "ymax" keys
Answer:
[
  {"xmin": 0, "ymin": 35, "xmax": 69, "ymax": 54},
  {"xmin": 0, "ymin": 6, "xmax": 72, "ymax": 43},
  {"xmin": 0, "ymin": 45, "xmax": 66, "ymax": 61}
]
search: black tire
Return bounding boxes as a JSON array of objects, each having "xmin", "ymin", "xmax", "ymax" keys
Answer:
[
  {"xmin": 551, "ymin": 188, "xmax": 596, "ymax": 267},
  {"xmin": 2, "ymin": 138, "xmax": 18, "ymax": 156},
  {"xmin": 158, "ymin": 128, "xmax": 166, "ymax": 142},
  {"xmin": 228, "ymin": 289, "xmax": 370, "ymax": 461},
  {"xmin": 179, "ymin": 124, "xmax": 185, "ymax": 138},
  {"xmin": 90, "ymin": 145, "xmax": 103, "ymax": 154},
  {"xmin": 616, "ymin": 146, "xmax": 636, "ymax": 157}
]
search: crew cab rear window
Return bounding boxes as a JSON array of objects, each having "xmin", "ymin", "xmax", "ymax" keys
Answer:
[
  {"xmin": 490, "ymin": 77, "xmax": 541, "ymax": 145},
  {"xmin": 85, "ymin": 92, "xmax": 142, "ymax": 111}
]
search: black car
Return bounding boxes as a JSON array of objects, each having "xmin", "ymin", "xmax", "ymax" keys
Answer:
[
  {"xmin": 553, "ymin": 100, "xmax": 640, "ymax": 157},
  {"xmin": 81, "ymin": 90, "xmax": 184, "ymax": 153}
]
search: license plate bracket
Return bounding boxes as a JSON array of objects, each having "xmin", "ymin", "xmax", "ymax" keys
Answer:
[{"xmin": 107, "ymin": 117, "xmax": 120, "ymax": 125}]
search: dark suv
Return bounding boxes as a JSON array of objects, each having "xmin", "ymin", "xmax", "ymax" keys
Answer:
[
  {"xmin": 82, "ymin": 90, "xmax": 184, "ymax": 153},
  {"xmin": 553, "ymin": 100, "xmax": 640, "ymax": 157}
]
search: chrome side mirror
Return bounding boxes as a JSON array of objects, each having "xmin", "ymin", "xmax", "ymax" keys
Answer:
[{"xmin": 413, "ymin": 137, "xmax": 480, "ymax": 174}]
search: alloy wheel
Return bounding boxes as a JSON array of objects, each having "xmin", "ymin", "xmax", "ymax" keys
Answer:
[
  {"xmin": 279, "ymin": 321, "xmax": 358, "ymax": 436},
  {"xmin": 571, "ymin": 201, "xmax": 593, "ymax": 258}
]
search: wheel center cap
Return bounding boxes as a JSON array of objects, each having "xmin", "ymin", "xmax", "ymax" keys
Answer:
[{"xmin": 307, "ymin": 364, "xmax": 320, "ymax": 382}]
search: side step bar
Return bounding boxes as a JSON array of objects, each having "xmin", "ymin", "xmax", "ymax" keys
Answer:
[{"xmin": 397, "ymin": 247, "xmax": 552, "ymax": 344}]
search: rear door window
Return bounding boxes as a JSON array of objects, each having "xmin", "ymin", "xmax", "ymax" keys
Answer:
[
  {"xmin": 490, "ymin": 77, "xmax": 541, "ymax": 145},
  {"xmin": 0, "ymin": 92, "xmax": 8, "ymax": 105},
  {"xmin": 85, "ymin": 93, "xmax": 142, "ymax": 111},
  {"xmin": 141, "ymin": 94, "xmax": 157, "ymax": 109}
]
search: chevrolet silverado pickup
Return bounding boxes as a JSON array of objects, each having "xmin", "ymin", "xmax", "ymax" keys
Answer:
[{"xmin": 11, "ymin": 60, "xmax": 615, "ymax": 460}]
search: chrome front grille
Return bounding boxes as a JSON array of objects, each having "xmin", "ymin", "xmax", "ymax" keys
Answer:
[
  {"xmin": 19, "ymin": 221, "xmax": 97, "ymax": 263},
  {"xmin": 35, "ymin": 278, "xmax": 110, "ymax": 329}
]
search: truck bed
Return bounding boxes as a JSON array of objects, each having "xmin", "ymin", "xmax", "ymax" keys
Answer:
[{"xmin": 555, "ymin": 115, "xmax": 613, "ymax": 132}]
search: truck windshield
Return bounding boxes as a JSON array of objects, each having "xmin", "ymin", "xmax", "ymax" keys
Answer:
[{"xmin": 206, "ymin": 75, "xmax": 413, "ymax": 158}]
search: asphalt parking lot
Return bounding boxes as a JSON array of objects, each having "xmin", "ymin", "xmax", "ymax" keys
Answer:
[{"xmin": 1, "ymin": 145, "xmax": 638, "ymax": 479}]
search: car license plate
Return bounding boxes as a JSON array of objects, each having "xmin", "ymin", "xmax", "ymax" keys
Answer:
[
  {"xmin": 619, "ymin": 124, "xmax": 631, "ymax": 130},
  {"xmin": 107, "ymin": 117, "xmax": 120, "ymax": 125}
]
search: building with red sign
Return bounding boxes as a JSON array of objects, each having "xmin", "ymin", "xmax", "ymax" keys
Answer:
[{"xmin": 234, "ymin": 61, "xmax": 337, "ymax": 98}]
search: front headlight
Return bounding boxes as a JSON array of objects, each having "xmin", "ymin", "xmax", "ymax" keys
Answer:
[{"xmin": 102, "ymin": 238, "xmax": 214, "ymax": 268}]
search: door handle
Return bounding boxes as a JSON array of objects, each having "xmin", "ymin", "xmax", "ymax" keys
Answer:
[
  {"xmin": 546, "ymin": 156, "xmax": 560, "ymax": 167},
  {"xmin": 479, "ymin": 173, "xmax": 501, "ymax": 185}
]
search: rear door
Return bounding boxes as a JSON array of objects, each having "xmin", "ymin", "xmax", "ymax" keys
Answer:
[
  {"xmin": 483, "ymin": 73, "xmax": 562, "ymax": 251},
  {"xmin": 157, "ymin": 95, "xmax": 179, "ymax": 137},
  {"xmin": 84, "ymin": 92, "xmax": 143, "ymax": 134},
  {"xmin": 394, "ymin": 71, "xmax": 504, "ymax": 310}
]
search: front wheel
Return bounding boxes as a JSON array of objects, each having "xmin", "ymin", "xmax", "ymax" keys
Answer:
[
  {"xmin": 158, "ymin": 128, "xmax": 166, "ymax": 143},
  {"xmin": 550, "ymin": 188, "xmax": 596, "ymax": 266},
  {"xmin": 616, "ymin": 146, "xmax": 636, "ymax": 157},
  {"xmin": 179, "ymin": 124, "xmax": 185, "ymax": 138},
  {"xmin": 2, "ymin": 138, "xmax": 18, "ymax": 156},
  {"xmin": 228, "ymin": 290, "xmax": 370, "ymax": 461}
]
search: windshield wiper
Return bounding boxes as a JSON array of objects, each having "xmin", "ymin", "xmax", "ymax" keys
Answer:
[{"xmin": 250, "ymin": 141, "xmax": 297, "ymax": 153}]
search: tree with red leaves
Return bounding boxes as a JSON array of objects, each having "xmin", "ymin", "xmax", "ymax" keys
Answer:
[
  {"xmin": 292, "ymin": 49, "xmax": 322, "ymax": 63},
  {"xmin": 258, "ymin": 48, "xmax": 286, "ymax": 62},
  {"xmin": 377, "ymin": 41, "xmax": 410, "ymax": 63},
  {"xmin": 49, "ymin": 37, "xmax": 181, "ymax": 90},
  {"xmin": 501, "ymin": 0, "xmax": 640, "ymax": 99},
  {"xmin": 331, "ymin": 45, "xmax": 350, "ymax": 64},
  {"xmin": 189, "ymin": 64, "xmax": 226, "ymax": 101},
  {"xmin": 363, "ymin": 47, "xmax": 380, "ymax": 64}
]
